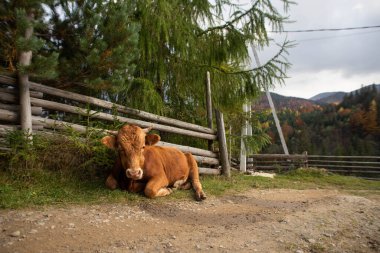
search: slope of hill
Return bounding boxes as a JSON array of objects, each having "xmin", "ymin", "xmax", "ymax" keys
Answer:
[
  {"xmin": 255, "ymin": 92, "xmax": 321, "ymax": 112},
  {"xmin": 309, "ymin": 84, "xmax": 380, "ymax": 105},
  {"xmin": 309, "ymin": 92, "xmax": 342, "ymax": 101},
  {"xmin": 316, "ymin": 92, "xmax": 346, "ymax": 104},
  {"xmin": 255, "ymin": 84, "xmax": 380, "ymax": 112}
]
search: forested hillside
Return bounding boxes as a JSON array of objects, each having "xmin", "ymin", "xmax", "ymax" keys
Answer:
[{"xmin": 261, "ymin": 84, "xmax": 380, "ymax": 155}]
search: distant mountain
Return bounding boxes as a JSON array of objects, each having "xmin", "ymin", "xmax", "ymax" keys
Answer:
[
  {"xmin": 309, "ymin": 92, "xmax": 341, "ymax": 101},
  {"xmin": 311, "ymin": 92, "xmax": 347, "ymax": 105},
  {"xmin": 255, "ymin": 84, "xmax": 380, "ymax": 112},
  {"xmin": 255, "ymin": 92, "xmax": 321, "ymax": 112},
  {"xmin": 309, "ymin": 84, "xmax": 380, "ymax": 105}
]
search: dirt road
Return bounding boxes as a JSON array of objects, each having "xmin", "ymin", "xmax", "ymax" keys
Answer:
[{"xmin": 1, "ymin": 189, "xmax": 379, "ymax": 253}]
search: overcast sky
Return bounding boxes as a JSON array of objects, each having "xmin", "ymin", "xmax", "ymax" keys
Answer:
[{"xmin": 253, "ymin": 0, "xmax": 380, "ymax": 99}]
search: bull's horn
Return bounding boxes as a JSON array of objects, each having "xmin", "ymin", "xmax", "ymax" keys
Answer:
[
  {"xmin": 106, "ymin": 129, "xmax": 118, "ymax": 135},
  {"xmin": 142, "ymin": 126, "xmax": 153, "ymax": 133}
]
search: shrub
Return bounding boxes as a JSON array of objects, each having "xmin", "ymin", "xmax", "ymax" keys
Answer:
[{"xmin": 0, "ymin": 129, "xmax": 114, "ymax": 182}]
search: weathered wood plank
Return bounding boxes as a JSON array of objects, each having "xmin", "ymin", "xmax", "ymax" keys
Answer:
[
  {"xmin": 309, "ymin": 164, "xmax": 380, "ymax": 170},
  {"xmin": 27, "ymin": 117, "xmax": 219, "ymax": 159},
  {"xmin": 308, "ymin": 155, "xmax": 380, "ymax": 159},
  {"xmin": 193, "ymin": 155, "xmax": 219, "ymax": 165},
  {"xmin": 0, "ymin": 87, "xmax": 43, "ymax": 98},
  {"xmin": 199, "ymin": 167, "xmax": 221, "ymax": 175},
  {"xmin": 0, "ymin": 75, "xmax": 215, "ymax": 134},
  {"xmin": 0, "ymin": 103, "xmax": 42, "ymax": 115},
  {"xmin": 157, "ymin": 141, "xmax": 217, "ymax": 158},
  {"xmin": 0, "ymin": 91, "xmax": 16, "ymax": 103},
  {"xmin": 30, "ymin": 97, "xmax": 217, "ymax": 140},
  {"xmin": 327, "ymin": 169, "xmax": 380, "ymax": 174},
  {"xmin": 308, "ymin": 159, "xmax": 380, "ymax": 165},
  {"xmin": 249, "ymin": 154, "xmax": 307, "ymax": 159},
  {"xmin": 0, "ymin": 108, "xmax": 17, "ymax": 122},
  {"xmin": 0, "ymin": 123, "xmax": 43, "ymax": 136}
]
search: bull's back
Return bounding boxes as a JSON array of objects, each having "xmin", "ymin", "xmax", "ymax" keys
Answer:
[{"xmin": 143, "ymin": 146, "xmax": 190, "ymax": 185}]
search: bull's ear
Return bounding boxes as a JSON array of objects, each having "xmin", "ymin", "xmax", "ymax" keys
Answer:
[
  {"xmin": 145, "ymin": 134, "xmax": 160, "ymax": 146},
  {"xmin": 101, "ymin": 136, "xmax": 117, "ymax": 149}
]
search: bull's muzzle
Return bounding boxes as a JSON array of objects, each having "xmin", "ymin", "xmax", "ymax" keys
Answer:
[{"xmin": 126, "ymin": 168, "xmax": 143, "ymax": 180}]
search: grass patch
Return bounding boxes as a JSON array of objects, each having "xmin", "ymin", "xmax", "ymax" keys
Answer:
[
  {"xmin": 2, "ymin": 168, "xmax": 379, "ymax": 209},
  {"xmin": 0, "ymin": 170, "xmax": 143, "ymax": 209},
  {"xmin": 200, "ymin": 168, "xmax": 380, "ymax": 195}
]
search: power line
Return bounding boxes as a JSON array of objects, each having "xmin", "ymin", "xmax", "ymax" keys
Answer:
[
  {"xmin": 271, "ymin": 25, "xmax": 380, "ymax": 33},
  {"xmin": 297, "ymin": 29, "xmax": 380, "ymax": 42}
]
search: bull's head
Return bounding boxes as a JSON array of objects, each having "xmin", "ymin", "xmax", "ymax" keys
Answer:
[{"xmin": 101, "ymin": 125, "xmax": 160, "ymax": 180}]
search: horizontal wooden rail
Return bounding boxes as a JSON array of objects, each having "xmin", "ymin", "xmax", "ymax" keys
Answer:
[
  {"xmin": 0, "ymin": 75, "xmax": 215, "ymax": 135},
  {"xmin": 0, "ymin": 124, "xmax": 43, "ymax": 135},
  {"xmin": 0, "ymin": 87, "xmax": 43, "ymax": 98},
  {"xmin": 249, "ymin": 154, "xmax": 307, "ymax": 159},
  {"xmin": 308, "ymin": 155, "xmax": 380, "ymax": 159},
  {"xmin": 308, "ymin": 159, "xmax": 380, "ymax": 165},
  {"xmin": 158, "ymin": 141, "xmax": 217, "ymax": 158},
  {"xmin": 0, "ymin": 103, "xmax": 42, "ymax": 116},
  {"xmin": 245, "ymin": 153, "xmax": 380, "ymax": 179},
  {"xmin": 0, "ymin": 89, "xmax": 42, "ymax": 103},
  {"xmin": 327, "ymin": 169, "xmax": 380, "ymax": 174},
  {"xmin": 199, "ymin": 167, "xmax": 221, "ymax": 175},
  {"xmin": 309, "ymin": 164, "xmax": 380, "ymax": 170},
  {"xmin": 30, "ymin": 116, "xmax": 217, "ymax": 158},
  {"xmin": 29, "ymin": 97, "xmax": 217, "ymax": 140}
]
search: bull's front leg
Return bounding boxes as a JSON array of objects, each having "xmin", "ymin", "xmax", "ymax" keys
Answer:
[
  {"xmin": 105, "ymin": 174, "xmax": 118, "ymax": 190},
  {"xmin": 127, "ymin": 180, "xmax": 146, "ymax": 193},
  {"xmin": 144, "ymin": 178, "xmax": 172, "ymax": 198}
]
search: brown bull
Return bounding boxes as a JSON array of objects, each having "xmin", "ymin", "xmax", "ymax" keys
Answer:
[{"xmin": 101, "ymin": 124, "xmax": 206, "ymax": 201}]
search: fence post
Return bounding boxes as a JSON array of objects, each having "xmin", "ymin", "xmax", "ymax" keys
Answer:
[
  {"xmin": 206, "ymin": 71, "xmax": 213, "ymax": 151},
  {"xmin": 303, "ymin": 151, "xmax": 308, "ymax": 168},
  {"xmin": 215, "ymin": 110, "xmax": 230, "ymax": 177},
  {"xmin": 18, "ymin": 11, "xmax": 34, "ymax": 139},
  {"xmin": 239, "ymin": 103, "xmax": 248, "ymax": 172}
]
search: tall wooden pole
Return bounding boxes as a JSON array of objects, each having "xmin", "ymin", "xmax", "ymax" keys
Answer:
[
  {"xmin": 251, "ymin": 45, "xmax": 289, "ymax": 155},
  {"xmin": 206, "ymin": 71, "xmax": 213, "ymax": 150},
  {"xmin": 18, "ymin": 10, "xmax": 34, "ymax": 138},
  {"xmin": 215, "ymin": 110, "xmax": 230, "ymax": 177},
  {"xmin": 240, "ymin": 103, "xmax": 248, "ymax": 172}
]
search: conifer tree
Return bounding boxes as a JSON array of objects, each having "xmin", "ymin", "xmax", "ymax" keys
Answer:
[
  {"xmin": 1, "ymin": 1, "xmax": 139, "ymax": 95},
  {"xmin": 46, "ymin": 0, "xmax": 139, "ymax": 96},
  {"xmin": 1, "ymin": 0, "xmax": 58, "ymax": 135},
  {"xmin": 132, "ymin": 0, "xmax": 293, "ymax": 119}
]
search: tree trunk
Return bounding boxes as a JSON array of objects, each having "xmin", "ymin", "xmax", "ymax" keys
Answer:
[{"xmin": 18, "ymin": 11, "xmax": 34, "ymax": 137}]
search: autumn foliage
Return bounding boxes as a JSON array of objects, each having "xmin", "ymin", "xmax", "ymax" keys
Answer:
[{"xmin": 262, "ymin": 84, "xmax": 380, "ymax": 155}]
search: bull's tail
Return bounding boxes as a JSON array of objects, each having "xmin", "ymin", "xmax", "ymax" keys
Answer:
[{"xmin": 185, "ymin": 153, "xmax": 206, "ymax": 201}]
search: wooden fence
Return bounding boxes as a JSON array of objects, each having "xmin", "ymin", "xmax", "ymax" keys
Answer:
[
  {"xmin": 0, "ymin": 74, "xmax": 230, "ymax": 176},
  {"xmin": 247, "ymin": 153, "xmax": 380, "ymax": 179}
]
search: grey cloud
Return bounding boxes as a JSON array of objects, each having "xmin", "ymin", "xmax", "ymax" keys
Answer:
[{"xmin": 260, "ymin": 0, "xmax": 380, "ymax": 76}]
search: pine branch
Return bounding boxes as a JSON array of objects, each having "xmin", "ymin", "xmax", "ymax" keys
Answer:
[
  {"xmin": 197, "ymin": 0, "xmax": 261, "ymax": 36},
  {"xmin": 183, "ymin": 40, "xmax": 292, "ymax": 77}
]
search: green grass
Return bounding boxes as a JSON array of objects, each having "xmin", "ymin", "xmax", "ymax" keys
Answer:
[
  {"xmin": 201, "ymin": 168, "xmax": 380, "ymax": 195},
  {"xmin": 0, "ymin": 170, "xmax": 143, "ymax": 209},
  {"xmin": 1, "ymin": 168, "xmax": 379, "ymax": 209}
]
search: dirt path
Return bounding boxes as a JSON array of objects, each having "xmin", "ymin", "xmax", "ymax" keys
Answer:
[{"xmin": 1, "ymin": 189, "xmax": 379, "ymax": 253}]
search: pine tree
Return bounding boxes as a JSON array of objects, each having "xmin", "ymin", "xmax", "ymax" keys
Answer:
[
  {"xmin": 0, "ymin": 1, "xmax": 58, "ymax": 78},
  {"xmin": 46, "ymin": 0, "xmax": 139, "ymax": 96},
  {"xmin": 133, "ymin": 0, "xmax": 293, "ymax": 118},
  {"xmin": 1, "ymin": 0, "xmax": 58, "ymax": 135}
]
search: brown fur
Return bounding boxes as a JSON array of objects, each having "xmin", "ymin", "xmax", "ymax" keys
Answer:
[{"xmin": 102, "ymin": 125, "xmax": 206, "ymax": 201}]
